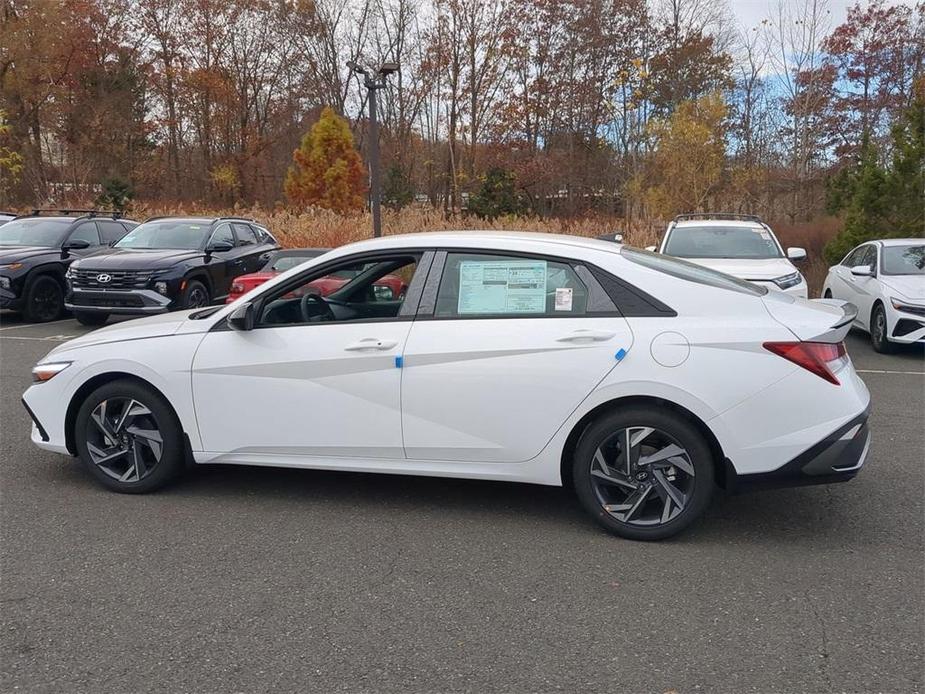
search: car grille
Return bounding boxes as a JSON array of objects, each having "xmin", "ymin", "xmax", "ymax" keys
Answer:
[
  {"xmin": 70, "ymin": 269, "xmax": 153, "ymax": 290},
  {"xmin": 71, "ymin": 293, "xmax": 145, "ymax": 307}
]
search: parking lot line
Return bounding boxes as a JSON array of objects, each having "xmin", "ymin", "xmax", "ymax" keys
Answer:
[
  {"xmin": 0, "ymin": 334, "xmax": 76, "ymax": 342},
  {"xmin": 0, "ymin": 319, "xmax": 74, "ymax": 332}
]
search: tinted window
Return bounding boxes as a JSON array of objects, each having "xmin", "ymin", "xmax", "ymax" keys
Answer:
[
  {"xmin": 882, "ymin": 245, "xmax": 925, "ymax": 275},
  {"xmin": 664, "ymin": 225, "xmax": 782, "ymax": 259},
  {"xmin": 622, "ymin": 246, "xmax": 768, "ymax": 296},
  {"xmin": 435, "ymin": 253, "xmax": 589, "ymax": 317},
  {"xmin": 233, "ymin": 223, "xmax": 258, "ymax": 246},
  {"xmin": 269, "ymin": 253, "xmax": 324, "ymax": 272},
  {"xmin": 68, "ymin": 222, "xmax": 101, "ymax": 246},
  {"xmin": 116, "ymin": 220, "xmax": 211, "ymax": 250},
  {"xmin": 98, "ymin": 220, "xmax": 130, "ymax": 244},
  {"xmin": 0, "ymin": 218, "xmax": 71, "ymax": 247},
  {"xmin": 208, "ymin": 223, "xmax": 235, "ymax": 248}
]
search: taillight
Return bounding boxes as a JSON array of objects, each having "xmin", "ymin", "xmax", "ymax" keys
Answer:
[{"xmin": 763, "ymin": 341, "xmax": 848, "ymax": 385}]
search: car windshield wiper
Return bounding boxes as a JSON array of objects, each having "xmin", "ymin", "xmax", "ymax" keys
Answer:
[{"xmin": 189, "ymin": 306, "xmax": 223, "ymax": 319}]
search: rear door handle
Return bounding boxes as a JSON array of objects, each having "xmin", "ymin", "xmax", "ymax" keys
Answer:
[
  {"xmin": 556, "ymin": 330, "xmax": 616, "ymax": 343},
  {"xmin": 344, "ymin": 338, "xmax": 398, "ymax": 352}
]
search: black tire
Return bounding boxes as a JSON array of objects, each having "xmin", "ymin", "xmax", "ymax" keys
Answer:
[
  {"xmin": 75, "ymin": 311, "xmax": 109, "ymax": 327},
  {"xmin": 572, "ymin": 406, "xmax": 715, "ymax": 541},
  {"xmin": 74, "ymin": 379, "xmax": 185, "ymax": 493},
  {"xmin": 180, "ymin": 279, "xmax": 210, "ymax": 309},
  {"xmin": 22, "ymin": 274, "xmax": 64, "ymax": 323},
  {"xmin": 870, "ymin": 303, "xmax": 897, "ymax": 354}
]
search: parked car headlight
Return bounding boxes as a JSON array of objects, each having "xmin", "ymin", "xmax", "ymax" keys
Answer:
[
  {"xmin": 65, "ymin": 266, "xmax": 76, "ymax": 279},
  {"xmin": 0, "ymin": 276, "xmax": 10, "ymax": 289},
  {"xmin": 31, "ymin": 361, "xmax": 72, "ymax": 383},
  {"xmin": 154, "ymin": 281, "xmax": 169, "ymax": 295},
  {"xmin": 890, "ymin": 297, "xmax": 925, "ymax": 316},
  {"xmin": 773, "ymin": 271, "xmax": 803, "ymax": 290}
]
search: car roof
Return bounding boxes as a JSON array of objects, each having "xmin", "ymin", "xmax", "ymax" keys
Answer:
[
  {"xmin": 876, "ymin": 238, "xmax": 923, "ymax": 247},
  {"xmin": 341, "ymin": 230, "xmax": 625, "ymax": 255},
  {"xmin": 672, "ymin": 219, "xmax": 766, "ymax": 229}
]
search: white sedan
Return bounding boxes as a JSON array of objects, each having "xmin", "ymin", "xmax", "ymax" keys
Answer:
[
  {"xmin": 23, "ymin": 232, "xmax": 870, "ymax": 540},
  {"xmin": 822, "ymin": 239, "xmax": 925, "ymax": 353}
]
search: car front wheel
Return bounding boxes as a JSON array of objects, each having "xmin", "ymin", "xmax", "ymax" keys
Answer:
[
  {"xmin": 74, "ymin": 379, "xmax": 185, "ymax": 493},
  {"xmin": 572, "ymin": 406, "xmax": 715, "ymax": 541},
  {"xmin": 870, "ymin": 303, "xmax": 898, "ymax": 354},
  {"xmin": 181, "ymin": 279, "xmax": 210, "ymax": 310},
  {"xmin": 23, "ymin": 275, "xmax": 64, "ymax": 323}
]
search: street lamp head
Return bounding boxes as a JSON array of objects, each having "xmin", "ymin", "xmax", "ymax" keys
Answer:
[
  {"xmin": 346, "ymin": 60, "xmax": 365, "ymax": 74},
  {"xmin": 378, "ymin": 62, "xmax": 400, "ymax": 77}
]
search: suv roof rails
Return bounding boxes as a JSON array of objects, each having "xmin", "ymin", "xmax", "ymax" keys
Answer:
[
  {"xmin": 673, "ymin": 212, "xmax": 764, "ymax": 223},
  {"xmin": 27, "ymin": 208, "xmax": 123, "ymax": 219},
  {"xmin": 140, "ymin": 215, "xmax": 257, "ymax": 223}
]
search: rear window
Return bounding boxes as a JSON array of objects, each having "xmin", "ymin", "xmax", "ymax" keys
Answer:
[{"xmin": 622, "ymin": 247, "xmax": 768, "ymax": 296}]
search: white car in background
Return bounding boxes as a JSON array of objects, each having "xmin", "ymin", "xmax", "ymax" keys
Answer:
[
  {"xmin": 822, "ymin": 239, "xmax": 925, "ymax": 353},
  {"xmin": 23, "ymin": 232, "xmax": 869, "ymax": 541},
  {"xmin": 649, "ymin": 214, "xmax": 808, "ymax": 297}
]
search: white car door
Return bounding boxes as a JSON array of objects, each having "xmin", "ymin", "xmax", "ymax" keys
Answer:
[
  {"xmin": 400, "ymin": 251, "xmax": 635, "ymax": 463},
  {"xmin": 191, "ymin": 251, "xmax": 428, "ymax": 459}
]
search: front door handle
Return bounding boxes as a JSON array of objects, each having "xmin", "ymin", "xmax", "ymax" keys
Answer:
[
  {"xmin": 344, "ymin": 338, "xmax": 398, "ymax": 352},
  {"xmin": 556, "ymin": 329, "xmax": 616, "ymax": 343}
]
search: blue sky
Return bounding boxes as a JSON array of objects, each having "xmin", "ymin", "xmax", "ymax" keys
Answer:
[{"xmin": 729, "ymin": 0, "xmax": 916, "ymax": 30}]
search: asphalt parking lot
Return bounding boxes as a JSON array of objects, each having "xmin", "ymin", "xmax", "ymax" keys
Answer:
[{"xmin": 1, "ymin": 312, "xmax": 922, "ymax": 693}]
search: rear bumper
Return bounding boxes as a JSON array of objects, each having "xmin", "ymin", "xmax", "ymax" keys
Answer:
[
  {"xmin": 730, "ymin": 406, "xmax": 870, "ymax": 492},
  {"xmin": 66, "ymin": 288, "xmax": 171, "ymax": 314}
]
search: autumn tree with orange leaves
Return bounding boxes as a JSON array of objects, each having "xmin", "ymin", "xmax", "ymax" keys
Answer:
[{"xmin": 284, "ymin": 107, "xmax": 367, "ymax": 214}]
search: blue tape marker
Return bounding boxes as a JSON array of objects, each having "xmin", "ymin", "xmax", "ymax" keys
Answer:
[
  {"xmin": 395, "ymin": 355, "xmax": 403, "ymax": 368},
  {"xmin": 614, "ymin": 348, "xmax": 627, "ymax": 362}
]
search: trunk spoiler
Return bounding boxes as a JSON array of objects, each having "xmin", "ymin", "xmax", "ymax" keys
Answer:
[{"xmin": 806, "ymin": 299, "xmax": 858, "ymax": 343}]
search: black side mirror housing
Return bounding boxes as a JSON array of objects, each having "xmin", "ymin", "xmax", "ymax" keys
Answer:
[
  {"xmin": 61, "ymin": 238, "xmax": 91, "ymax": 257},
  {"xmin": 227, "ymin": 301, "xmax": 256, "ymax": 331},
  {"xmin": 206, "ymin": 241, "xmax": 234, "ymax": 256}
]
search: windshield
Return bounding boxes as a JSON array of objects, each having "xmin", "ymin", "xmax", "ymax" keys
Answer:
[
  {"xmin": 115, "ymin": 221, "xmax": 210, "ymax": 250},
  {"xmin": 0, "ymin": 218, "xmax": 71, "ymax": 247},
  {"xmin": 270, "ymin": 254, "xmax": 319, "ymax": 272},
  {"xmin": 881, "ymin": 245, "xmax": 925, "ymax": 275},
  {"xmin": 622, "ymin": 246, "xmax": 768, "ymax": 296},
  {"xmin": 664, "ymin": 225, "xmax": 782, "ymax": 259}
]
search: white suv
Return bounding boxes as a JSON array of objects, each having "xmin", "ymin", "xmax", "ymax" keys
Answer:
[{"xmin": 650, "ymin": 214, "xmax": 808, "ymax": 298}]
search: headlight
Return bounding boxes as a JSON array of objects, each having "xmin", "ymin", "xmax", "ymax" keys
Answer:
[
  {"xmin": 154, "ymin": 281, "xmax": 168, "ymax": 295},
  {"xmin": 0, "ymin": 262, "xmax": 24, "ymax": 272},
  {"xmin": 65, "ymin": 266, "xmax": 76, "ymax": 279},
  {"xmin": 0, "ymin": 276, "xmax": 10, "ymax": 289},
  {"xmin": 773, "ymin": 271, "xmax": 803, "ymax": 290},
  {"xmin": 31, "ymin": 361, "xmax": 72, "ymax": 383},
  {"xmin": 890, "ymin": 297, "xmax": 925, "ymax": 316}
]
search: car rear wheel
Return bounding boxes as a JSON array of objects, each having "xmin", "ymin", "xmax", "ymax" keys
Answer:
[
  {"xmin": 74, "ymin": 379, "xmax": 185, "ymax": 493},
  {"xmin": 181, "ymin": 280, "xmax": 209, "ymax": 310},
  {"xmin": 75, "ymin": 311, "xmax": 109, "ymax": 326},
  {"xmin": 870, "ymin": 303, "xmax": 897, "ymax": 354},
  {"xmin": 23, "ymin": 275, "xmax": 64, "ymax": 323},
  {"xmin": 572, "ymin": 406, "xmax": 715, "ymax": 540}
]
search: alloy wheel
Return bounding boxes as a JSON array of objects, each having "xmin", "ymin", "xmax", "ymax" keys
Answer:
[
  {"xmin": 85, "ymin": 397, "xmax": 163, "ymax": 482},
  {"xmin": 32, "ymin": 280, "xmax": 62, "ymax": 321},
  {"xmin": 589, "ymin": 426, "xmax": 696, "ymax": 526},
  {"xmin": 187, "ymin": 286, "xmax": 208, "ymax": 308}
]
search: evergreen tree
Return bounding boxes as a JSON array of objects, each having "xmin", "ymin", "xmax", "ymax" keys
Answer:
[
  {"xmin": 382, "ymin": 164, "xmax": 413, "ymax": 210},
  {"xmin": 469, "ymin": 168, "xmax": 522, "ymax": 220},
  {"xmin": 284, "ymin": 107, "xmax": 367, "ymax": 213}
]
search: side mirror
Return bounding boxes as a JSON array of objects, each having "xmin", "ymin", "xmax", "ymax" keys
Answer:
[
  {"xmin": 206, "ymin": 241, "xmax": 234, "ymax": 256},
  {"xmin": 227, "ymin": 302, "xmax": 256, "ymax": 331},
  {"xmin": 61, "ymin": 238, "xmax": 91, "ymax": 257},
  {"xmin": 645, "ymin": 245, "xmax": 657, "ymax": 252},
  {"xmin": 787, "ymin": 247, "xmax": 807, "ymax": 262},
  {"xmin": 850, "ymin": 265, "xmax": 874, "ymax": 277}
]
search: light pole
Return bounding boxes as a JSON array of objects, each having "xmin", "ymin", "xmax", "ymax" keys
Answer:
[{"xmin": 347, "ymin": 61, "xmax": 399, "ymax": 238}]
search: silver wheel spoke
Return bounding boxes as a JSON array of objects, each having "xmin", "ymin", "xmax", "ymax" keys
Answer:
[
  {"xmin": 652, "ymin": 469, "xmax": 686, "ymax": 509},
  {"xmin": 87, "ymin": 396, "xmax": 161, "ymax": 483},
  {"xmin": 591, "ymin": 469, "xmax": 637, "ymax": 491},
  {"xmin": 639, "ymin": 443, "xmax": 685, "ymax": 467},
  {"xmin": 607, "ymin": 485, "xmax": 652, "ymax": 521},
  {"xmin": 87, "ymin": 441, "xmax": 128, "ymax": 465},
  {"xmin": 593, "ymin": 447, "xmax": 612, "ymax": 476},
  {"xmin": 126, "ymin": 426, "xmax": 163, "ymax": 460}
]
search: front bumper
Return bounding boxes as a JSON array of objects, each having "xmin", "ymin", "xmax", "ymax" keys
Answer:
[
  {"xmin": 730, "ymin": 407, "xmax": 870, "ymax": 492},
  {"xmin": 66, "ymin": 288, "xmax": 172, "ymax": 314},
  {"xmin": 0, "ymin": 285, "xmax": 23, "ymax": 311}
]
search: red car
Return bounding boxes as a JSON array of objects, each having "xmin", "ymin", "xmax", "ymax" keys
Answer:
[{"xmin": 227, "ymin": 248, "xmax": 408, "ymax": 303}]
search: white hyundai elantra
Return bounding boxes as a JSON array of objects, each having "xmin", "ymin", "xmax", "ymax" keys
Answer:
[{"xmin": 23, "ymin": 232, "xmax": 870, "ymax": 540}]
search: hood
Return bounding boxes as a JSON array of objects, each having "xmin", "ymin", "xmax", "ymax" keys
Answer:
[
  {"xmin": 74, "ymin": 247, "xmax": 205, "ymax": 271},
  {"xmin": 878, "ymin": 274, "xmax": 925, "ymax": 301},
  {"xmin": 762, "ymin": 291, "xmax": 853, "ymax": 342},
  {"xmin": 0, "ymin": 245, "xmax": 59, "ymax": 263},
  {"xmin": 45, "ymin": 310, "xmax": 200, "ymax": 356},
  {"xmin": 682, "ymin": 257, "xmax": 796, "ymax": 281}
]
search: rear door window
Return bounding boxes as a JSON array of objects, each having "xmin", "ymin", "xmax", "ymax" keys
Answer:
[{"xmin": 69, "ymin": 222, "xmax": 101, "ymax": 246}]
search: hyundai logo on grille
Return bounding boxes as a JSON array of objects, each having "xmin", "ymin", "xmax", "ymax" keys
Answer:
[{"xmin": 96, "ymin": 273, "xmax": 112, "ymax": 283}]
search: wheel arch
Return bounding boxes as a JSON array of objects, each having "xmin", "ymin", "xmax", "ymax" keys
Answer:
[
  {"xmin": 185, "ymin": 271, "xmax": 212, "ymax": 296},
  {"xmin": 558, "ymin": 395, "xmax": 730, "ymax": 491},
  {"xmin": 64, "ymin": 371, "xmax": 189, "ymax": 459},
  {"xmin": 25, "ymin": 263, "xmax": 67, "ymax": 290}
]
